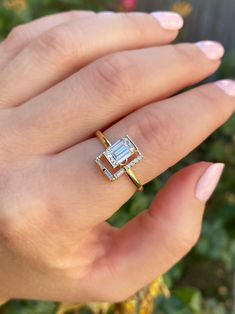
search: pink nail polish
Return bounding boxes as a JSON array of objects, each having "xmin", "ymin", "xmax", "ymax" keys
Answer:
[
  {"xmin": 195, "ymin": 163, "xmax": 225, "ymax": 203},
  {"xmin": 151, "ymin": 11, "xmax": 184, "ymax": 30},
  {"xmin": 195, "ymin": 41, "xmax": 225, "ymax": 60},
  {"xmin": 214, "ymin": 79, "xmax": 235, "ymax": 96}
]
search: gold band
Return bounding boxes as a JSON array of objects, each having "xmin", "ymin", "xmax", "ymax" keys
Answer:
[
  {"xmin": 96, "ymin": 131, "xmax": 143, "ymax": 192},
  {"xmin": 124, "ymin": 167, "xmax": 144, "ymax": 192},
  {"xmin": 96, "ymin": 130, "xmax": 112, "ymax": 148},
  {"xmin": 0, "ymin": 299, "xmax": 8, "ymax": 306}
]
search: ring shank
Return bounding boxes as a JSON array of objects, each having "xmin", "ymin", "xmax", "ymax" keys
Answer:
[
  {"xmin": 96, "ymin": 130, "xmax": 111, "ymax": 148},
  {"xmin": 125, "ymin": 167, "xmax": 144, "ymax": 192}
]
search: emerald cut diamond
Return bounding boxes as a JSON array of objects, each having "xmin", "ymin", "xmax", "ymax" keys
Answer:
[{"xmin": 96, "ymin": 135, "xmax": 143, "ymax": 181}]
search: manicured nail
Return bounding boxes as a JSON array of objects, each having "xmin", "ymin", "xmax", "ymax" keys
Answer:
[
  {"xmin": 195, "ymin": 163, "xmax": 225, "ymax": 203},
  {"xmin": 195, "ymin": 41, "xmax": 225, "ymax": 60},
  {"xmin": 214, "ymin": 79, "xmax": 235, "ymax": 96},
  {"xmin": 151, "ymin": 11, "xmax": 184, "ymax": 30}
]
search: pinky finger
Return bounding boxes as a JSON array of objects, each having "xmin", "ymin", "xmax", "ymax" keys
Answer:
[
  {"xmin": 87, "ymin": 162, "xmax": 224, "ymax": 302},
  {"xmin": 0, "ymin": 10, "xmax": 95, "ymax": 70}
]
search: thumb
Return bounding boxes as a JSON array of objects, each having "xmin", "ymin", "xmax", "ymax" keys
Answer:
[{"xmin": 99, "ymin": 162, "xmax": 224, "ymax": 301}]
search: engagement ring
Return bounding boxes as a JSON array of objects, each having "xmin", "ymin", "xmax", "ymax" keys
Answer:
[{"xmin": 95, "ymin": 130, "xmax": 144, "ymax": 191}]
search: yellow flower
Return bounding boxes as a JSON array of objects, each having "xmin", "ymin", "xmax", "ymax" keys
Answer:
[
  {"xmin": 55, "ymin": 277, "xmax": 170, "ymax": 313},
  {"xmin": 114, "ymin": 276, "xmax": 170, "ymax": 314},
  {"xmin": 55, "ymin": 302, "xmax": 110, "ymax": 314},
  {"xmin": 170, "ymin": 1, "xmax": 193, "ymax": 18},
  {"xmin": 3, "ymin": 0, "xmax": 27, "ymax": 12}
]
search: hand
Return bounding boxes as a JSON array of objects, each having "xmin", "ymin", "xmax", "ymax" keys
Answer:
[{"xmin": 0, "ymin": 11, "xmax": 234, "ymax": 303}]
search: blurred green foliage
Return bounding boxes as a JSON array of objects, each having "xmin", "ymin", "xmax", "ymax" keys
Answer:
[{"xmin": 0, "ymin": 0, "xmax": 234, "ymax": 314}]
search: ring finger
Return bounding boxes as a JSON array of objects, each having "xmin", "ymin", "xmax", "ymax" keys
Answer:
[{"xmin": 47, "ymin": 81, "xmax": 235, "ymax": 230}]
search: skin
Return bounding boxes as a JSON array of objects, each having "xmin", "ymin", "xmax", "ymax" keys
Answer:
[{"xmin": 0, "ymin": 11, "xmax": 234, "ymax": 303}]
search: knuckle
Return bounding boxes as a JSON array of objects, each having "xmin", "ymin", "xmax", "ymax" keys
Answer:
[
  {"xmin": 67, "ymin": 10, "xmax": 82, "ymax": 18},
  {"xmin": 5, "ymin": 25, "xmax": 28, "ymax": 47},
  {"xmin": 121, "ymin": 13, "xmax": 147, "ymax": 38},
  {"xmin": 164, "ymin": 224, "xmax": 201, "ymax": 263},
  {"xmin": 172, "ymin": 44, "xmax": 196, "ymax": 64},
  {"xmin": 196, "ymin": 88, "xmax": 218, "ymax": 109},
  {"xmin": 196, "ymin": 87, "xmax": 223, "ymax": 109},
  {"xmin": 35, "ymin": 25, "xmax": 77, "ymax": 61},
  {"xmin": 134, "ymin": 106, "xmax": 177, "ymax": 158},
  {"xmin": 176, "ymin": 228, "xmax": 201, "ymax": 253},
  {"xmin": 145, "ymin": 213, "xmax": 201, "ymax": 264},
  {"xmin": 92, "ymin": 53, "xmax": 136, "ymax": 101},
  {"xmin": 194, "ymin": 86, "xmax": 232, "ymax": 121}
]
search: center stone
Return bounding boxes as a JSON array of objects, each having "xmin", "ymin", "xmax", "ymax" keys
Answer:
[{"xmin": 104, "ymin": 138, "xmax": 135, "ymax": 168}]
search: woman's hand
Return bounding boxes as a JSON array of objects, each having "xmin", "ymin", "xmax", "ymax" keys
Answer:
[{"xmin": 0, "ymin": 11, "xmax": 234, "ymax": 303}]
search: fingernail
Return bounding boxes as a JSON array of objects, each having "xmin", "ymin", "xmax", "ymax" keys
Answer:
[
  {"xmin": 195, "ymin": 40, "xmax": 225, "ymax": 60},
  {"xmin": 195, "ymin": 163, "xmax": 225, "ymax": 203},
  {"xmin": 151, "ymin": 11, "xmax": 184, "ymax": 30},
  {"xmin": 214, "ymin": 79, "xmax": 235, "ymax": 96}
]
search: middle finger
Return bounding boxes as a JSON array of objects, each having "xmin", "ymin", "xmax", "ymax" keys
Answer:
[{"xmin": 7, "ymin": 41, "xmax": 223, "ymax": 155}]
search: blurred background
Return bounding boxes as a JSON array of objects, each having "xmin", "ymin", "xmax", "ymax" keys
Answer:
[{"xmin": 0, "ymin": 1, "xmax": 234, "ymax": 314}]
